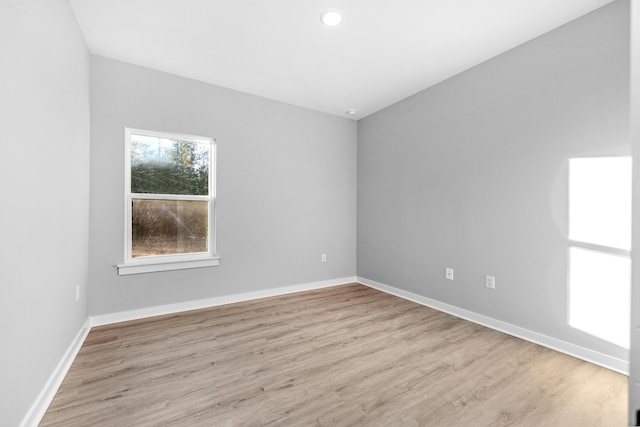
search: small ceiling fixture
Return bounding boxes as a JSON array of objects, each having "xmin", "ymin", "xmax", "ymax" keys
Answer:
[
  {"xmin": 321, "ymin": 9, "xmax": 343, "ymax": 27},
  {"xmin": 346, "ymin": 109, "xmax": 358, "ymax": 116}
]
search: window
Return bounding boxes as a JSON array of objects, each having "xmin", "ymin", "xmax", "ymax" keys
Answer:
[
  {"xmin": 117, "ymin": 128, "xmax": 218, "ymax": 275},
  {"xmin": 568, "ymin": 157, "xmax": 631, "ymax": 348}
]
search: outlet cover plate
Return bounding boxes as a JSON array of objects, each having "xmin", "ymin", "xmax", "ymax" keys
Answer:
[
  {"xmin": 445, "ymin": 268, "xmax": 454, "ymax": 280},
  {"xmin": 486, "ymin": 275, "xmax": 496, "ymax": 289}
]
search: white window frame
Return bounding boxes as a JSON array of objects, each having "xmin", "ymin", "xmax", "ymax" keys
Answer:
[{"xmin": 117, "ymin": 127, "xmax": 219, "ymax": 275}]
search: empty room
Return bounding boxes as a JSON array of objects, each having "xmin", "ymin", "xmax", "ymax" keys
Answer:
[{"xmin": 3, "ymin": 0, "xmax": 640, "ymax": 425}]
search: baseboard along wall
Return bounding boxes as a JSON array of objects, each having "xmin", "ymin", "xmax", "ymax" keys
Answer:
[
  {"xmin": 19, "ymin": 318, "xmax": 91, "ymax": 427},
  {"xmin": 89, "ymin": 276, "xmax": 358, "ymax": 327},
  {"xmin": 357, "ymin": 276, "xmax": 629, "ymax": 375}
]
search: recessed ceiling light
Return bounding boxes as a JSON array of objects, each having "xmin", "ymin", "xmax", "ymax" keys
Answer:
[
  {"xmin": 346, "ymin": 109, "xmax": 358, "ymax": 116},
  {"xmin": 321, "ymin": 9, "xmax": 343, "ymax": 27}
]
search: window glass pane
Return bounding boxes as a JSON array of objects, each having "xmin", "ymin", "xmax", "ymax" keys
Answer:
[
  {"xmin": 569, "ymin": 246, "xmax": 630, "ymax": 348},
  {"xmin": 132, "ymin": 199, "xmax": 208, "ymax": 257},
  {"xmin": 130, "ymin": 134, "xmax": 209, "ymax": 195},
  {"xmin": 569, "ymin": 157, "xmax": 631, "ymax": 250}
]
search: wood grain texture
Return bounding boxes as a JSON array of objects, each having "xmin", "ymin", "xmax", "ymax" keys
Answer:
[{"xmin": 41, "ymin": 284, "xmax": 627, "ymax": 426}]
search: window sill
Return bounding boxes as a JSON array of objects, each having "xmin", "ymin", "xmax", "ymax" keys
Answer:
[{"xmin": 117, "ymin": 256, "xmax": 220, "ymax": 276}]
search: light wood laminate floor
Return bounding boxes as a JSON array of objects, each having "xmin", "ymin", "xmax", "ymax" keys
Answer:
[{"xmin": 41, "ymin": 283, "xmax": 627, "ymax": 426}]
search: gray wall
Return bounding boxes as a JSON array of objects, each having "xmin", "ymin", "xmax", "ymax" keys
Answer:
[
  {"xmin": 89, "ymin": 56, "xmax": 357, "ymax": 316},
  {"xmin": 0, "ymin": 0, "xmax": 90, "ymax": 425},
  {"xmin": 357, "ymin": 0, "xmax": 630, "ymax": 361}
]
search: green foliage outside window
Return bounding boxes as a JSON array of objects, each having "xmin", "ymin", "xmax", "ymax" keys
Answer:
[{"xmin": 130, "ymin": 136, "xmax": 209, "ymax": 196}]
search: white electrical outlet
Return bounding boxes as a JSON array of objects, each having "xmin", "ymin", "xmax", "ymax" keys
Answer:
[
  {"xmin": 75, "ymin": 285, "xmax": 80, "ymax": 302},
  {"xmin": 445, "ymin": 268, "xmax": 454, "ymax": 280},
  {"xmin": 321, "ymin": 253, "xmax": 327, "ymax": 263},
  {"xmin": 486, "ymin": 275, "xmax": 496, "ymax": 289}
]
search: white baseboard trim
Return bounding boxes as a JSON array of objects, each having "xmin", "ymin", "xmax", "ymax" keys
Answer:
[
  {"xmin": 357, "ymin": 276, "xmax": 629, "ymax": 375},
  {"xmin": 90, "ymin": 276, "xmax": 357, "ymax": 327},
  {"xmin": 20, "ymin": 318, "xmax": 91, "ymax": 427}
]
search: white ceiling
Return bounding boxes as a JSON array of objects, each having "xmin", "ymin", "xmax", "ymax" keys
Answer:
[{"xmin": 70, "ymin": 0, "xmax": 615, "ymax": 119}]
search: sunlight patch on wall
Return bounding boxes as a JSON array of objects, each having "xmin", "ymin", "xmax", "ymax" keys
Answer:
[
  {"xmin": 569, "ymin": 246, "xmax": 630, "ymax": 348},
  {"xmin": 568, "ymin": 157, "xmax": 631, "ymax": 349},
  {"xmin": 569, "ymin": 157, "xmax": 631, "ymax": 250}
]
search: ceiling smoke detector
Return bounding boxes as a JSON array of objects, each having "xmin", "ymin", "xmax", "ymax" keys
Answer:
[
  {"xmin": 321, "ymin": 9, "xmax": 343, "ymax": 27},
  {"xmin": 346, "ymin": 109, "xmax": 358, "ymax": 116}
]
